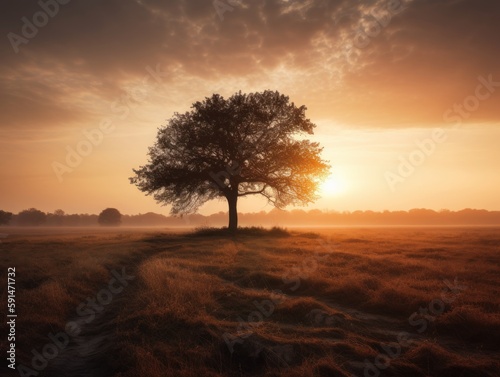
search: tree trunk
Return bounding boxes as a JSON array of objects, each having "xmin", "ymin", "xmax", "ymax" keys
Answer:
[{"xmin": 227, "ymin": 194, "xmax": 238, "ymax": 232}]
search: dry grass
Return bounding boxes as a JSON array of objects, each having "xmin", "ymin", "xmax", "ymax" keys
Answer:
[{"xmin": 1, "ymin": 226, "xmax": 499, "ymax": 376}]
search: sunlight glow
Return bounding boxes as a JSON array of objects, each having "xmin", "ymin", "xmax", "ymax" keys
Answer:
[{"xmin": 319, "ymin": 174, "xmax": 348, "ymax": 197}]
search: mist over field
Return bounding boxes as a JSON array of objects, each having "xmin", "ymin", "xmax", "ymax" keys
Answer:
[{"xmin": 2, "ymin": 208, "xmax": 500, "ymax": 228}]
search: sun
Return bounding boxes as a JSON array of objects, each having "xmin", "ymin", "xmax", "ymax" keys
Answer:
[{"xmin": 319, "ymin": 174, "xmax": 348, "ymax": 197}]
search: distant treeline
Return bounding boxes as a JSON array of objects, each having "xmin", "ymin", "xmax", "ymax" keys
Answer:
[{"xmin": 1, "ymin": 208, "xmax": 500, "ymax": 226}]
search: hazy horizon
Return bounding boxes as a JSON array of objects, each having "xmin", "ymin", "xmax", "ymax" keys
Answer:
[{"xmin": 3, "ymin": 207, "xmax": 500, "ymax": 228}]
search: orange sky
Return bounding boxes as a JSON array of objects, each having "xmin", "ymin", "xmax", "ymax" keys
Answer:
[{"xmin": 1, "ymin": 0, "xmax": 499, "ymax": 215}]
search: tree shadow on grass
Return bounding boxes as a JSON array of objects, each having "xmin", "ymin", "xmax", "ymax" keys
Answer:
[{"xmin": 188, "ymin": 226, "xmax": 292, "ymax": 238}]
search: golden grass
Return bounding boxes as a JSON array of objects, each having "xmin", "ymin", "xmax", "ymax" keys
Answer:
[{"xmin": 1, "ymin": 226, "xmax": 499, "ymax": 376}]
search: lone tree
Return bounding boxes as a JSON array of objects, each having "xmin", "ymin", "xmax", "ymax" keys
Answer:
[
  {"xmin": 131, "ymin": 91, "xmax": 330, "ymax": 232},
  {"xmin": 98, "ymin": 208, "xmax": 122, "ymax": 226}
]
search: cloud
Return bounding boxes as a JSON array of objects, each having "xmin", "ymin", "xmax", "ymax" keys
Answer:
[{"xmin": 0, "ymin": 0, "xmax": 499, "ymax": 132}]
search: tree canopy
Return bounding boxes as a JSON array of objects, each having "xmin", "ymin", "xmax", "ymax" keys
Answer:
[
  {"xmin": 98, "ymin": 208, "xmax": 122, "ymax": 226},
  {"xmin": 17, "ymin": 208, "xmax": 47, "ymax": 226},
  {"xmin": 131, "ymin": 90, "xmax": 330, "ymax": 231},
  {"xmin": 0, "ymin": 210, "xmax": 13, "ymax": 225}
]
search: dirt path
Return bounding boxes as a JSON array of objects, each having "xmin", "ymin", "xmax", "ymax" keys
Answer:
[{"xmin": 44, "ymin": 245, "xmax": 160, "ymax": 377}]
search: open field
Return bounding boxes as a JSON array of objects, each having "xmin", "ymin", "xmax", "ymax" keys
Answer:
[{"xmin": 1, "ymin": 226, "xmax": 499, "ymax": 377}]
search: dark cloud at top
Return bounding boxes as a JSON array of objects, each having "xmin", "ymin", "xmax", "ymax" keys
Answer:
[
  {"xmin": 0, "ymin": 0, "xmax": 499, "ymax": 130},
  {"xmin": 335, "ymin": 0, "xmax": 500, "ymax": 126}
]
